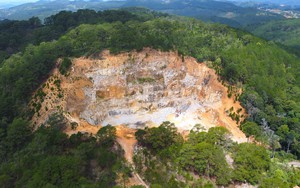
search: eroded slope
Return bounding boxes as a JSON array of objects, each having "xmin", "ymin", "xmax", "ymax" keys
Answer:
[{"xmin": 31, "ymin": 49, "xmax": 246, "ymax": 142}]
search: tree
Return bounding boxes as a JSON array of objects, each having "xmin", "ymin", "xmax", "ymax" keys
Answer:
[
  {"xmin": 27, "ymin": 125, "xmax": 69, "ymax": 155},
  {"xmin": 46, "ymin": 112, "xmax": 67, "ymax": 131},
  {"xmin": 188, "ymin": 131, "xmax": 207, "ymax": 145},
  {"xmin": 206, "ymin": 126, "xmax": 231, "ymax": 147},
  {"xmin": 96, "ymin": 125, "xmax": 117, "ymax": 147},
  {"xmin": 135, "ymin": 122, "xmax": 183, "ymax": 153},
  {"xmin": 241, "ymin": 121, "xmax": 262, "ymax": 142},
  {"xmin": 28, "ymin": 17, "xmax": 42, "ymax": 28},
  {"xmin": 286, "ymin": 131, "xmax": 296, "ymax": 153},
  {"xmin": 260, "ymin": 176, "xmax": 290, "ymax": 188},
  {"xmin": 59, "ymin": 57, "xmax": 72, "ymax": 75},
  {"xmin": 27, "ymin": 156, "xmax": 81, "ymax": 187},
  {"xmin": 276, "ymin": 125, "xmax": 297, "ymax": 153},
  {"xmin": 233, "ymin": 143, "xmax": 270, "ymax": 184},
  {"xmin": 179, "ymin": 142, "xmax": 231, "ymax": 185},
  {"xmin": 135, "ymin": 129, "xmax": 147, "ymax": 147},
  {"xmin": 6, "ymin": 118, "xmax": 32, "ymax": 152}
]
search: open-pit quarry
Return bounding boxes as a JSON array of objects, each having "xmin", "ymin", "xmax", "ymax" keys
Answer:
[
  {"xmin": 31, "ymin": 48, "xmax": 246, "ymax": 154},
  {"xmin": 30, "ymin": 48, "xmax": 247, "ymax": 186}
]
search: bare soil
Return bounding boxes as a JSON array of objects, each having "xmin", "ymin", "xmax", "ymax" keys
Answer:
[{"xmin": 30, "ymin": 48, "xmax": 248, "ymax": 187}]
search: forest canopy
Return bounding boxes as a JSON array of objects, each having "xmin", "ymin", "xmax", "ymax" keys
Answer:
[{"xmin": 0, "ymin": 8, "xmax": 300, "ymax": 187}]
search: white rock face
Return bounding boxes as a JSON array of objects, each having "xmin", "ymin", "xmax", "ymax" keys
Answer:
[
  {"xmin": 32, "ymin": 49, "xmax": 247, "ymax": 142},
  {"xmin": 79, "ymin": 53, "xmax": 210, "ymax": 130}
]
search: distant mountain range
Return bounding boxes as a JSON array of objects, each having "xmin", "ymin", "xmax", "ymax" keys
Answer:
[
  {"xmin": 226, "ymin": 0, "xmax": 300, "ymax": 6},
  {"xmin": 0, "ymin": 0, "xmax": 124, "ymax": 20},
  {"xmin": 0, "ymin": 0, "xmax": 284, "ymax": 28}
]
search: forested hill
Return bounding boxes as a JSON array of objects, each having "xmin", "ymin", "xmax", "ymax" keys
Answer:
[
  {"xmin": 0, "ymin": 0, "xmax": 284, "ymax": 28},
  {"xmin": 246, "ymin": 18, "xmax": 300, "ymax": 56},
  {"xmin": 0, "ymin": 9, "xmax": 166, "ymax": 63},
  {"xmin": 0, "ymin": 9, "xmax": 300, "ymax": 187}
]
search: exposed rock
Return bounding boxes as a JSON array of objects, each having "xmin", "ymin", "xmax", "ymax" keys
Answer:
[
  {"xmin": 31, "ymin": 48, "xmax": 247, "ymax": 143},
  {"xmin": 289, "ymin": 161, "xmax": 300, "ymax": 168},
  {"xmin": 96, "ymin": 85, "xmax": 126, "ymax": 99}
]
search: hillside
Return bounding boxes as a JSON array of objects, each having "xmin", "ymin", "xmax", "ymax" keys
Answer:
[
  {"xmin": 0, "ymin": 9, "xmax": 300, "ymax": 187},
  {"xmin": 0, "ymin": 0, "xmax": 284, "ymax": 28},
  {"xmin": 122, "ymin": 0, "xmax": 284, "ymax": 27},
  {"xmin": 247, "ymin": 18, "xmax": 300, "ymax": 56},
  {"xmin": 228, "ymin": 0, "xmax": 300, "ymax": 6},
  {"xmin": 31, "ymin": 49, "xmax": 246, "ymax": 143},
  {"xmin": 3, "ymin": 0, "xmax": 300, "ymax": 59},
  {"xmin": 28, "ymin": 49, "xmax": 247, "ymax": 187},
  {"xmin": 0, "ymin": 0, "xmax": 124, "ymax": 20}
]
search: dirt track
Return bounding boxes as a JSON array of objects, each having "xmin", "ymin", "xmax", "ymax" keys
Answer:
[{"xmin": 30, "ymin": 48, "xmax": 249, "ymax": 187}]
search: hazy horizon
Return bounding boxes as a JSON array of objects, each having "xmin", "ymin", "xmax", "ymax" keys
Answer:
[
  {"xmin": 0, "ymin": 0, "xmax": 299, "ymax": 9},
  {"xmin": 0, "ymin": 0, "xmax": 37, "ymax": 3},
  {"xmin": 0, "ymin": 0, "xmax": 37, "ymax": 8}
]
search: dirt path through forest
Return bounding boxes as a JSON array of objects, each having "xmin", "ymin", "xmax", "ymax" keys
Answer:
[{"xmin": 116, "ymin": 125, "xmax": 149, "ymax": 188}]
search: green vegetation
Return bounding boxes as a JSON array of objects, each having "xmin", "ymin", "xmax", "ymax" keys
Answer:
[
  {"xmin": 124, "ymin": 0, "xmax": 284, "ymax": 28},
  {"xmin": 96, "ymin": 124, "xmax": 117, "ymax": 147},
  {"xmin": 0, "ymin": 116, "xmax": 130, "ymax": 187},
  {"xmin": 135, "ymin": 124, "xmax": 300, "ymax": 187},
  {"xmin": 1, "ymin": 8, "xmax": 300, "ymax": 187},
  {"xmin": 0, "ymin": 9, "xmax": 156, "ymax": 123},
  {"xmin": 0, "ymin": 9, "xmax": 150, "ymax": 64},
  {"xmin": 137, "ymin": 77, "xmax": 156, "ymax": 84},
  {"xmin": 0, "ymin": 0, "xmax": 284, "ymax": 29},
  {"xmin": 59, "ymin": 57, "xmax": 72, "ymax": 75},
  {"xmin": 233, "ymin": 143, "xmax": 270, "ymax": 184},
  {"xmin": 241, "ymin": 121, "xmax": 262, "ymax": 141},
  {"xmin": 41, "ymin": 15, "xmax": 300, "ymax": 158},
  {"xmin": 135, "ymin": 121, "xmax": 183, "ymax": 153},
  {"xmin": 247, "ymin": 19, "xmax": 300, "ymax": 56}
]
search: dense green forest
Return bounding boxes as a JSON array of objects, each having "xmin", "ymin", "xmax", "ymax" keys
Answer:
[
  {"xmin": 0, "ymin": 0, "xmax": 284, "ymax": 27},
  {"xmin": 0, "ymin": 9, "xmax": 165, "ymax": 63},
  {"xmin": 123, "ymin": 0, "xmax": 284, "ymax": 27},
  {"xmin": 1, "ymin": 9, "xmax": 300, "ymax": 187},
  {"xmin": 0, "ymin": 117, "xmax": 132, "ymax": 187},
  {"xmin": 246, "ymin": 18, "xmax": 300, "ymax": 56},
  {"xmin": 134, "ymin": 123, "xmax": 300, "ymax": 187}
]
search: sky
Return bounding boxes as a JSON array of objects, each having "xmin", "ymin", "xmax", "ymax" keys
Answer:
[
  {"xmin": 0, "ymin": 0, "xmax": 38, "ymax": 8},
  {"xmin": 0, "ymin": 0, "xmax": 37, "ymax": 3}
]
